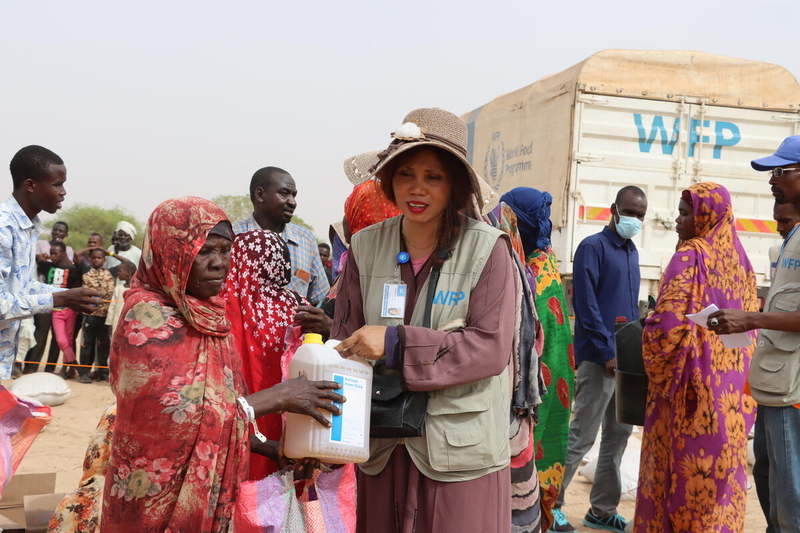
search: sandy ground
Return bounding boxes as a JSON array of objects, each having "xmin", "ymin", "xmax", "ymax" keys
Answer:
[{"xmin": 4, "ymin": 374, "xmax": 769, "ymax": 532}]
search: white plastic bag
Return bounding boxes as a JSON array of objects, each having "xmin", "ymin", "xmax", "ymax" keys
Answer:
[{"xmin": 579, "ymin": 438, "xmax": 641, "ymax": 501}]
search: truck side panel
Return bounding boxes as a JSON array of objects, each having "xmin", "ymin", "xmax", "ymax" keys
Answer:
[{"xmin": 572, "ymin": 94, "xmax": 798, "ymax": 292}]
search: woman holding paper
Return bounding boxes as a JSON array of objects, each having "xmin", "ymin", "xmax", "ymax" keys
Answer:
[{"xmin": 634, "ymin": 182, "xmax": 758, "ymax": 533}]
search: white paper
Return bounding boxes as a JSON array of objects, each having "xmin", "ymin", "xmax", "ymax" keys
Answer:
[{"xmin": 686, "ymin": 304, "xmax": 752, "ymax": 349}]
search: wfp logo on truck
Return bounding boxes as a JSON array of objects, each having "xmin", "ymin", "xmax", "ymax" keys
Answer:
[
  {"xmin": 633, "ymin": 114, "xmax": 741, "ymax": 159},
  {"xmin": 484, "ymin": 134, "xmax": 505, "ymax": 188},
  {"xmin": 483, "ymin": 132, "xmax": 534, "ymax": 188}
]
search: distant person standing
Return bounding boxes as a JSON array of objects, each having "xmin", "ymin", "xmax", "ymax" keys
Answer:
[
  {"xmin": 104, "ymin": 221, "xmax": 141, "ymax": 270},
  {"xmin": 1, "ymin": 145, "xmax": 99, "ymax": 378},
  {"xmin": 105, "ymin": 261, "xmax": 136, "ymax": 338},
  {"xmin": 71, "ymin": 232, "xmax": 106, "ymax": 367},
  {"xmin": 318, "ymin": 243, "xmax": 333, "ymax": 285},
  {"xmin": 233, "ymin": 167, "xmax": 330, "ymax": 305},
  {"xmin": 36, "ymin": 221, "xmax": 74, "ymax": 264},
  {"xmin": 552, "ymin": 186, "xmax": 647, "ymax": 533},
  {"xmin": 74, "ymin": 232, "xmax": 104, "ymax": 270},
  {"xmin": 79, "ymin": 249, "xmax": 115, "ymax": 383},
  {"xmin": 28, "ymin": 220, "xmax": 76, "ymax": 371},
  {"xmin": 35, "ymin": 241, "xmax": 82, "ymax": 378}
]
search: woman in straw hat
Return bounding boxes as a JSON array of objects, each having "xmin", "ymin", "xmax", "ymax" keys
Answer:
[{"xmin": 331, "ymin": 108, "xmax": 518, "ymax": 532}]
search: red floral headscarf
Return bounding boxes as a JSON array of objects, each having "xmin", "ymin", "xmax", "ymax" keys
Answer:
[
  {"xmin": 132, "ymin": 196, "xmax": 231, "ymax": 336},
  {"xmin": 344, "ymin": 179, "xmax": 401, "ymax": 236}
]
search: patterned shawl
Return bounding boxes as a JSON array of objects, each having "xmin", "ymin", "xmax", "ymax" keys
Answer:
[
  {"xmin": 643, "ymin": 182, "xmax": 758, "ymax": 397},
  {"xmin": 225, "ymin": 229, "xmax": 305, "ymax": 480},
  {"xmin": 503, "ymin": 187, "xmax": 575, "ymax": 532},
  {"xmin": 636, "ymin": 183, "xmax": 758, "ymax": 532},
  {"xmin": 102, "ymin": 197, "xmax": 248, "ymax": 533},
  {"xmin": 488, "ymin": 202, "xmax": 543, "ymax": 533}
]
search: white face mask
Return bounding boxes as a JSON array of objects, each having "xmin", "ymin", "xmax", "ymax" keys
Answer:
[{"xmin": 615, "ymin": 214, "xmax": 643, "ymax": 239}]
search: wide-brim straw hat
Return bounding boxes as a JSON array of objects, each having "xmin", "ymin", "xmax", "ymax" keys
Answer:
[{"xmin": 343, "ymin": 107, "xmax": 498, "ymax": 215}]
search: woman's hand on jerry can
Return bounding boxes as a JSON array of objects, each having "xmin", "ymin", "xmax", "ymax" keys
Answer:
[
  {"xmin": 334, "ymin": 325, "xmax": 387, "ymax": 360},
  {"xmin": 260, "ymin": 374, "xmax": 346, "ymax": 427}
]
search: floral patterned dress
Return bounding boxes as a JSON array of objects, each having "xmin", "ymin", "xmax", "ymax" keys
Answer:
[
  {"xmin": 48, "ymin": 404, "xmax": 116, "ymax": 533},
  {"xmin": 528, "ymin": 246, "xmax": 575, "ymax": 530},
  {"xmin": 101, "ymin": 197, "xmax": 249, "ymax": 533},
  {"xmin": 635, "ymin": 183, "xmax": 758, "ymax": 533}
]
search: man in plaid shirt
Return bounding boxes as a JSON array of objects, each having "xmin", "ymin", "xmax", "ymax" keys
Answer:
[{"xmin": 233, "ymin": 166, "xmax": 330, "ymax": 307}]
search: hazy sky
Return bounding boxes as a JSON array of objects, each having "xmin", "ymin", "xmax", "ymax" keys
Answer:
[{"xmin": 1, "ymin": 0, "xmax": 797, "ymax": 241}]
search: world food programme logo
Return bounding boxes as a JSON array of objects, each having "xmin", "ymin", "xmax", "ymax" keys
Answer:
[{"xmin": 483, "ymin": 134, "xmax": 505, "ymax": 189}]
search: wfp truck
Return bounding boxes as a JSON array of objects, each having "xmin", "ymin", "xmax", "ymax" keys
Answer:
[{"xmin": 462, "ymin": 49, "xmax": 800, "ymax": 310}]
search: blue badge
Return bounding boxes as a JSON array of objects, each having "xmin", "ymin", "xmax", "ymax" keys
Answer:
[{"xmin": 397, "ymin": 251, "xmax": 410, "ymax": 264}]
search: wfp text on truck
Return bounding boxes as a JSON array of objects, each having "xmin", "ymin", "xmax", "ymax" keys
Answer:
[{"xmin": 463, "ymin": 49, "xmax": 800, "ymax": 312}]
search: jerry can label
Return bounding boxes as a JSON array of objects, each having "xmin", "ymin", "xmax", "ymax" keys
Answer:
[{"xmin": 330, "ymin": 373, "xmax": 368, "ymax": 447}]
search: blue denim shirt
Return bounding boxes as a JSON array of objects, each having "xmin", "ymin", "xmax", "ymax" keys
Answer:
[
  {"xmin": 572, "ymin": 226, "xmax": 640, "ymax": 365},
  {"xmin": 0, "ymin": 196, "xmax": 61, "ymax": 378}
]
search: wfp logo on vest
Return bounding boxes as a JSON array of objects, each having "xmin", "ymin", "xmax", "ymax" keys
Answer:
[
  {"xmin": 434, "ymin": 290, "xmax": 466, "ymax": 306},
  {"xmin": 781, "ymin": 256, "xmax": 800, "ymax": 271},
  {"xmin": 633, "ymin": 114, "xmax": 741, "ymax": 159}
]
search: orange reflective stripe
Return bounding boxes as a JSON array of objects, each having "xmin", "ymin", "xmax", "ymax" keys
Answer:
[
  {"xmin": 578, "ymin": 207, "xmax": 777, "ymax": 234},
  {"xmin": 735, "ymin": 218, "xmax": 777, "ymax": 234},
  {"xmin": 578, "ymin": 206, "xmax": 611, "ymax": 221}
]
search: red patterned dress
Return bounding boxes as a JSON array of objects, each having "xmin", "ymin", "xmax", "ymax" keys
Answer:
[{"xmin": 101, "ymin": 197, "xmax": 249, "ymax": 533}]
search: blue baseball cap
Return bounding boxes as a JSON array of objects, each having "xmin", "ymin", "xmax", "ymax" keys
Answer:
[{"xmin": 752, "ymin": 136, "xmax": 800, "ymax": 171}]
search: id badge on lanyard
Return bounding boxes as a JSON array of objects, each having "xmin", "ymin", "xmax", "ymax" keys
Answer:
[{"xmin": 381, "ymin": 252, "xmax": 410, "ymax": 319}]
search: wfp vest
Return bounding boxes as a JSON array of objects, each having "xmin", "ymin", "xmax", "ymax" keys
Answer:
[
  {"xmin": 750, "ymin": 229, "xmax": 800, "ymax": 406},
  {"xmin": 351, "ymin": 215, "xmax": 512, "ymax": 482}
]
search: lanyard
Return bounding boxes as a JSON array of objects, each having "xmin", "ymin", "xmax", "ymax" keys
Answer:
[{"xmin": 382, "ymin": 252, "xmax": 409, "ymax": 319}]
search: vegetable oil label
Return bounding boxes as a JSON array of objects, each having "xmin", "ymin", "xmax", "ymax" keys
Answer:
[{"xmin": 330, "ymin": 373, "xmax": 368, "ymax": 447}]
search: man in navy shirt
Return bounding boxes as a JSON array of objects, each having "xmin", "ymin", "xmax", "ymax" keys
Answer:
[{"xmin": 551, "ymin": 186, "xmax": 646, "ymax": 533}]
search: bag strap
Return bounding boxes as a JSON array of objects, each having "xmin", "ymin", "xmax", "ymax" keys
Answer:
[{"xmin": 422, "ymin": 265, "xmax": 442, "ymax": 329}]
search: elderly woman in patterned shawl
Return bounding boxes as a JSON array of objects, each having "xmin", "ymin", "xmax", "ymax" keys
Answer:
[
  {"xmin": 634, "ymin": 183, "xmax": 757, "ymax": 533},
  {"xmin": 98, "ymin": 197, "xmax": 344, "ymax": 533}
]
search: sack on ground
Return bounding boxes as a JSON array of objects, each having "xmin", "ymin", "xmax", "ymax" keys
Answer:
[
  {"xmin": 580, "ymin": 453, "xmax": 639, "ymax": 501},
  {"xmin": 8, "ymin": 373, "xmax": 71, "ymax": 407}
]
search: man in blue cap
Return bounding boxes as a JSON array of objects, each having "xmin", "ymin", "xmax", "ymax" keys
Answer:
[{"xmin": 709, "ymin": 135, "xmax": 800, "ymax": 531}]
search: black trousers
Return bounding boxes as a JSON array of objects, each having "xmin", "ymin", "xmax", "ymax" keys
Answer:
[
  {"xmin": 79, "ymin": 315, "xmax": 110, "ymax": 377},
  {"xmin": 24, "ymin": 313, "xmax": 53, "ymax": 373}
]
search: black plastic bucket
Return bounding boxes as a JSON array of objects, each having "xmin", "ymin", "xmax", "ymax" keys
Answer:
[{"xmin": 614, "ymin": 319, "xmax": 648, "ymax": 426}]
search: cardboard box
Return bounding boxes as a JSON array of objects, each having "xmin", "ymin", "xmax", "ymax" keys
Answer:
[{"xmin": 0, "ymin": 473, "xmax": 63, "ymax": 532}]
